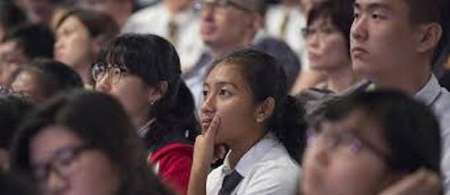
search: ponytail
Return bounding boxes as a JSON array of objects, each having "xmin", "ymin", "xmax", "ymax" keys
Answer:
[{"xmin": 268, "ymin": 95, "xmax": 308, "ymax": 162}]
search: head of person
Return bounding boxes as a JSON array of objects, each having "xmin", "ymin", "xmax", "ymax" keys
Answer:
[
  {"xmin": 78, "ymin": 0, "xmax": 134, "ymax": 27},
  {"xmin": 94, "ymin": 34, "xmax": 199, "ymax": 144},
  {"xmin": 202, "ymin": 49, "xmax": 307, "ymax": 160},
  {"xmin": 197, "ymin": 0, "xmax": 265, "ymax": 53},
  {"xmin": 351, "ymin": 0, "xmax": 447, "ymax": 82},
  {"xmin": 10, "ymin": 58, "xmax": 83, "ymax": 103},
  {"xmin": 54, "ymin": 8, "xmax": 119, "ymax": 82},
  {"xmin": 0, "ymin": 94, "xmax": 33, "ymax": 170},
  {"xmin": 302, "ymin": 90, "xmax": 441, "ymax": 195},
  {"xmin": 10, "ymin": 90, "xmax": 174, "ymax": 195},
  {"xmin": 0, "ymin": 24, "xmax": 54, "ymax": 86},
  {"xmin": 304, "ymin": 0, "xmax": 353, "ymax": 71},
  {"xmin": 0, "ymin": 1, "xmax": 27, "ymax": 41}
]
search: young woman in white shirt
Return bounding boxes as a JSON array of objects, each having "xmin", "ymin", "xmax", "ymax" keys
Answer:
[{"xmin": 188, "ymin": 49, "xmax": 308, "ymax": 195}]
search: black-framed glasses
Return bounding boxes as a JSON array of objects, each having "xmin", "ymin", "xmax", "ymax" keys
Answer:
[
  {"xmin": 307, "ymin": 128, "xmax": 389, "ymax": 161},
  {"xmin": 91, "ymin": 63, "xmax": 129, "ymax": 85},
  {"xmin": 31, "ymin": 144, "xmax": 94, "ymax": 183},
  {"xmin": 194, "ymin": 0, "xmax": 252, "ymax": 12}
]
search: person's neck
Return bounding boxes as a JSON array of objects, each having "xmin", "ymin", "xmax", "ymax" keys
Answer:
[
  {"xmin": 373, "ymin": 61, "xmax": 431, "ymax": 96},
  {"xmin": 325, "ymin": 65, "xmax": 357, "ymax": 93},
  {"xmin": 227, "ymin": 128, "xmax": 266, "ymax": 169}
]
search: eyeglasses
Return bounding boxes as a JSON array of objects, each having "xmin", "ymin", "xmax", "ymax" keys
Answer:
[
  {"xmin": 194, "ymin": 0, "xmax": 252, "ymax": 13},
  {"xmin": 31, "ymin": 144, "xmax": 94, "ymax": 183},
  {"xmin": 307, "ymin": 128, "xmax": 388, "ymax": 161},
  {"xmin": 301, "ymin": 26, "xmax": 339, "ymax": 39},
  {"xmin": 91, "ymin": 63, "xmax": 129, "ymax": 85}
]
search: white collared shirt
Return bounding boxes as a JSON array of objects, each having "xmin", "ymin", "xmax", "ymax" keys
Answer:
[
  {"xmin": 206, "ymin": 133, "xmax": 300, "ymax": 195},
  {"xmin": 122, "ymin": 3, "xmax": 204, "ymax": 72},
  {"xmin": 414, "ymin": 74, "xmax": 450, "ymax": 195}
]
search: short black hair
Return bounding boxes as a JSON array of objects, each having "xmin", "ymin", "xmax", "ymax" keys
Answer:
[
  {"xmin": 2, "ymin": 24, "xmax": 54, "ymax": 60},
  {"xmin": 403, "ymin": 0, "xmax": 448, "ymax": 66},
  {"xmin": 310, "ymin": 90, "xmax": 441, "ymax": 175}
]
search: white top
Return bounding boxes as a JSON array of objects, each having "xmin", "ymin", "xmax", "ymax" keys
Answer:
[
  {"xmin": 206, "ymin": 133, "xmax": 300, "ymax": 195},
  {"xmin": 414, "ymin": 74, "xmax": 450, "ymax": 195},
  {"xmin": 265, "ymin": 4, "xmax": 309, "ymax": 70},
  {"xmin": 122, "ymin": 3, "xmax": 204, "ymax": 72}
]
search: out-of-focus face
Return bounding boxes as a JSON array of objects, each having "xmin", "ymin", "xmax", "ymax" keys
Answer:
[
  {"xmin": 94, "ymin": 65, "xmax": 156, "ymax": 126},
  {"xmin": 350, "ymin": 0, "xmax": 420, "ymax": 82},
  {"xmin": 302, "ymin": 110, "xmax": 392, "ymax": 195},
  {"xmin": 54, "ymin": 16, "xmax": 93, "ymax": 71},
  {"xmin": 305, "ymin": 17, "xmax": 351, "ymax": 71},
  {"xmin": 30, "ymin": 125, "xmax": 120, "ymax": 195},
  {"xmin": 10, "ymin": 70, "xmax": 46, "ymax": 103},
  {"xmin": 20, "ymin": 0, "xmax": 55, "ymax": 24},
  {"xmin": 199, "ymin": 1, "xmax": 257, "ymax": 51},
  {"xmin": 201, "ymin": 63, "xmax": 260, "ymax": 145},
  {"xmin": 0, "ymin": 40, "xmax": 28, "ymax": 86}
]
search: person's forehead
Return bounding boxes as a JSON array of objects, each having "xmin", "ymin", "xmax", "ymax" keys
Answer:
[{"xmin": 354, "ymin": 0, "xmax": 409, "ymax": 12}]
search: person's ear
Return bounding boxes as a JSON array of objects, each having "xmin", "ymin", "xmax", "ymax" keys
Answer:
[
  {"xmin": 255, "ymin": 97, "xmax": 275, "ymax": 123},
  {"xmin": 146, "ymin": 81, "xmax": 168, "ymax": 104},
  {"xmin": 415, "ymin": 23, "xmax": 442, "ymax": 53}
]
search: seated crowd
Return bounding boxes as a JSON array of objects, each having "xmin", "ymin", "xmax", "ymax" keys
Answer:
[{"xmin": 0, "ymin": 0, "xmax": 449, "ymax": 195}]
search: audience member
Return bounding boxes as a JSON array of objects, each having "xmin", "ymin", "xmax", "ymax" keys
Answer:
[
  {"xmin": 0, "ymin": 24, "xmax": 54, "ymax": 86},
  {"xmin": 54, "ymin": 8, "xmax": 119, "ymax": 86},
  {"xmin": 94, "ymin": 34, "xmax": 199, "ymax": 194},
  {"xmin": 184, "ymin": 0, "xmax": 301, "ymax": 108},
  {"xmin": 303, "ymin": 90, "xmax": 442, "ymax": 195},
  {"xmin": 350, "ymin": 0, "xmax": 450, "ymax": 191},
  {"xmin": 10, "ymin": 58, "xmax": 83, "ymax": 103},
  {"xmin": 11, "ymin": 90, "xmax": 174, "ymax": 195},
  {"xmin": 188, "ymin": 49, "xmax": 306, "ymax": 195}
]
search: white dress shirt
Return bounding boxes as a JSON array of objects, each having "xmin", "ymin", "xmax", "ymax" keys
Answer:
[
  {"xmin": 123, "ymin": 3, "xmax": 204, "ymax": 72},
  {"xmin": 206, "ymin": 133, "xmax": 300, "ymax": 195},
  {"xmin": 414, "ymin": 74, "xmax": 450, "ymax": 195}
]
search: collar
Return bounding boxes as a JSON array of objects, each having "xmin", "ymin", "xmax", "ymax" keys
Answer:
[
  {"xmin": 415, "ymin": 74, "xmax": 441, "ymax": 106},
  {"xmin": 221, "ymin": 133, "xmax": 278, "ymax": 177}
]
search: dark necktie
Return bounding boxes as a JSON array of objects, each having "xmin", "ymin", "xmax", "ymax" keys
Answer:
[{"xmin": 218, "ymin": 170, "xmax": 243, "ymax": 195}]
